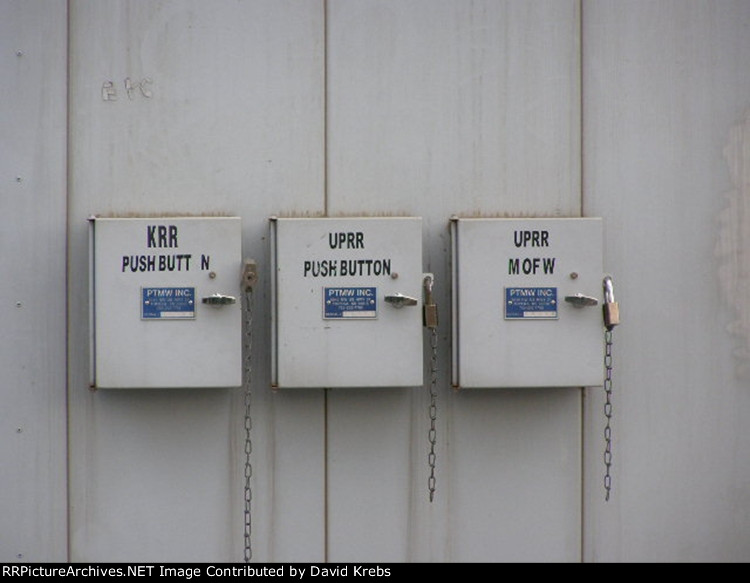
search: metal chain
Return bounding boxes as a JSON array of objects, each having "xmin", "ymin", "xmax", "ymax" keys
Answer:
[
  {"xmin": 243, "ymin": 289, "xmax": 253, "ymax": 562},
  {"xmin": 603, "ymin": 328, "xmax": 613, "ymax": 502},
  {"xmin": 427, "ymin": 325, "xmax": 438, "ymax": 502}
]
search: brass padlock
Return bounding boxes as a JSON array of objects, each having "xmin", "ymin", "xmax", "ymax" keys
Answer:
[
  {"xmin": 603, "ymin": 275, "xmax": 620, "ymax": 330},
  {"xmin": 423, "ymin": 274, "xmax": 438, "ymax": 329}
]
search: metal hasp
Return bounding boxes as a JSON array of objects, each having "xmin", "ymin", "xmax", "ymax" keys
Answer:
[
  {"xmin": 89, "ymin": 216, "xmax": 243, "ymax": 389},
  {"xmin": 242, "ymin": 259, "xmax": 258, "ymax": 291},
  {"xmin": 270, "ymin": 216, "xmax": 423, "ymax": 388},
  {"xmin": 451, "ymin": 217, "xmax": 605, "ymax": 388}
]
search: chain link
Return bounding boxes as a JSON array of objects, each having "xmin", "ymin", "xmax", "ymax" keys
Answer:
[
  {"xmin": 243, "ymin": 290, "xmax": 253, "ymax": 562},
  {"xmin": 427, "ymin": 325, "xmax": 438, "ymax": 502},
  {"xmin": 603, "ymin": 328, "xmax": 613, "ymax": 502}
]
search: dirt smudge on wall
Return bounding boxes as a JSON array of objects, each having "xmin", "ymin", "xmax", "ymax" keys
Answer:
[{"xmin": 716, "ymin": 111, "xmax": 750, "ymax": 377}]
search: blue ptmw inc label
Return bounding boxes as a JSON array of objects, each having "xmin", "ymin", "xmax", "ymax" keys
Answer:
[
  {"xmin": 505, "ymin": 287, "xmax": 558, "ymax": 320},
  {"xmin": 324, "ymin": 287, "xmax": 377, "ymax": 319},
  {"xmin": 142, "ymin": 287, "xmax": 195, "ymax": 320}
]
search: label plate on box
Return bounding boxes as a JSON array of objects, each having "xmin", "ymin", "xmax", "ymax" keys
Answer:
[
  {"xmin": 142, "ymin": 287, "xmax": 196, "ymax": 320},
  {"xmin": 505, "ymin": 287, "xmax": 558, "ymax": 320},
  {"xmin": 324, "ymin": 287, "xmax": 377, "ymax": 319}
]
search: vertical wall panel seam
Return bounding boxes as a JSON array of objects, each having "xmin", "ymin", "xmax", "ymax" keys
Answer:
[
  {"xmin": 65, "ymin": 0, "xmax": 72, "ymax": 563},
  {"xmin": 580, "ymin": 0, "xmax": 585, "ymax": 219},
  {"xmin": 323, "ymin": 0, "xmax": 329, "ymax": 218},
  {"xmin": 323, "ymin": 0, "xmax": 330, "ymax": 564},
  {"xmin": 323, "ymin": 390, "xmax": 329, "ymax": 563},
  {"xmin": 579, "ymin": 0, "xmax": 586, "ymax": 564}
]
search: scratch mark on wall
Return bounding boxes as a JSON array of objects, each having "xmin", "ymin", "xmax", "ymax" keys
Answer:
[{"xmin": 716, "ymin": 110, "xmax": 750, "ymax": 377}]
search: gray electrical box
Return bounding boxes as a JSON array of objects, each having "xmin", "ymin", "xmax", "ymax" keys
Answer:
[
  {"xmin": 271, "ymin": 217, "xmax": 423, "ymax": 388},
  {"xmin": 451, "ymin": 217, "xmax": 604, "ymax": 388},
  {"xmin": 89, "ymin": 216, "xmax": 242, "ymax": 389}
]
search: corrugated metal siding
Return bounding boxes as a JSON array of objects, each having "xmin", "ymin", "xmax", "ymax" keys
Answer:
[
  {"xmin": 2, "ymin": 0, "xmax": 750, "ymax": 563},
  {"xmin": 0, "ymin": 0, "xmax": 68, "ymax": 562},
  {"xmin": 583, "ymin": 0, "xmax": 750, "ymax": 561}
]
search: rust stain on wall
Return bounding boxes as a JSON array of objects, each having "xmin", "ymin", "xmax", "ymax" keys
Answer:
[{"xmin": 716, "ymin": 110, "xmax": 750, "ymax": 377}]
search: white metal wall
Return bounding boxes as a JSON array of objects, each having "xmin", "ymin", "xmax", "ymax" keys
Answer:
[
  {"xmin": 66, "ymin": 0, "xmax": 581, "ymax": 562},
  {"xmin": 67, "ymin": 0, "xmax": 325, "ymax": 562},
  {"xmin": 583, "ymin": 0, "xmax": 750, "ymax": 562},
  {"xmin": 3, "ymin": 0, "xmax": 750, "ymax": 563},
  {"xmin": 325, "ymin": 0, "xmax": 581, "ymax": 561},
  {"xmin": 0, "ymin": 0, "xmax": 68, "ymax": 562}
]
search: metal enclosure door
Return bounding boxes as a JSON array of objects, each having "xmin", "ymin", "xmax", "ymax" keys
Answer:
[
  {"xmin": 452, "ymin": 217, "xmax": 603, "ymax": 388},
  {"xmin": 91, "ymin": 217, "xmax": 242, "ymax": 389},
  {"xmin": 271, "ymin": 217, "xmax": 423, "ymax": 388}
]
